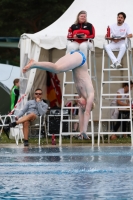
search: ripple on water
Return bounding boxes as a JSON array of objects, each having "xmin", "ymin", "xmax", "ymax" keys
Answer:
[{"xmin": 0, "ymin": 146, "xmax": 133, "ymax": 199}]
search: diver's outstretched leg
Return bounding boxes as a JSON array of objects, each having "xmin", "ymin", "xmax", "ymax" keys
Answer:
[
  {"xmin": 23, "ymin": 52, "xmax": 84, "ymax": 73},
  {"xmin": 23, "ymin": 59, "xmax": 58, "ymax": 73},
  {"xmin": 23, "ymin": 59, "xmax": 35, "ymax": 73}
]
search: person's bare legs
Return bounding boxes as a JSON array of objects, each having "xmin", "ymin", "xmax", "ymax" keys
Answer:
[
  {"xmin": 8, "ymin": 113, "xmax": 37, "ymax": 145},
  {"xmin": 23, "ymin": 52, "xmax": 83, "ymax": 73},
  {"xmin": 79, "ymin": 107, "xmax": 90, "ymax": 140},
  {"xmin": 17, "ymin": 113, "xmax": 36, "ymax": 143},
  {"xmin": 23, "ymin": 121, "xmax": 30, "ymax": 140},
  {"xmin": 73, "ymin": 122, "xmax": 78, "ymax": 131},
  {"xmin": 16, "ymin": 113, "xmax": 37, "ymax": 140},
  {"xmin": 9, "ymin": 113, "xmax": 37, "ymax": 128},
  {"xmin": 78, "ymin": 95, "xmax": 94, "ymax": 139},
  {"xmin": 82, "ymin": 96, "xmax": 94, "ymax": 133},
  {"xmin": 16, "ymin": 113, "xmax": 37, "ymax": 125},
  {"xmin": 23, "ymin": 60, "xmax": 35, "ymax": 73},
  {"xmin": 78, "ymin": 107, "xmax": 84, "ymax": 139}
]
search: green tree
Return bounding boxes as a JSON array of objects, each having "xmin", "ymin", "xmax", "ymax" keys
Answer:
[
  {"xmin": 0, "ymin": 0, "xmax": 74, "ymax": 65},
  {"xmin": 0, "ymin": 0, "xmax": 74, "ymax": 36}
]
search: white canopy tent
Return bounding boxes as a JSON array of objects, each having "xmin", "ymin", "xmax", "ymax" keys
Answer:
[
  {"xmin": 0, "ymin": 64, "xmax": 20, "ymax": 114},
  {"xmin": 19, "ymin": 0, "xmax": 133, "ymax": 118},
  {"xmin": 0, "ymin": 64, "xmax": 20, "ymax": 90}
]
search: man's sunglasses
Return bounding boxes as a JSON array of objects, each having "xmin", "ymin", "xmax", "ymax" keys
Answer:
[{"xmin": 35, "ymin": 93, "xmax": 42, "ymax": 95}]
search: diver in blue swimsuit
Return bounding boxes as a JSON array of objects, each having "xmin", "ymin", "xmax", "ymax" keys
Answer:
[
  {"xmin": 70, "ymin": 50, "xmax": 86, "ymax": 67},
  {"xmin": 23, "ymin": 51, "xmax": 94, "ymax": 139}
]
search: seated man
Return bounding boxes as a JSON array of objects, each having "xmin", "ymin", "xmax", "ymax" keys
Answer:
[
  {"xmin": 110, "ymin": 81, "xmax": 133, "ymax": 139},
  {"xmin": 105, "ymin": 12, "xmax": 132, "ymax": 69},
  {"xmin": 8, "ymin": 88, "xmax": 48, "ymax": 146}
]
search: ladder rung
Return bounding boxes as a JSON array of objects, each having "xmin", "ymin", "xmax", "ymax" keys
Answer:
[
  {"xmin": 102, "ymin": 94, "xmax": 130, "ymax": 96},
  {"xmin": 99, "ymin": 132, "xmax": 132, "ymax": 135},
  {"xmin": 61, "ymin": 132, "xmax": 80, "ymax": 135},
  {"xmin": 61, "ymin": 119, "xmax": 92, "ymax": 122},
  {"xmin": 103, "ymin": 81, "xmax": 129, "ymax": 84},
  {"xmin": 101, "ymin": 106, "xmax": 130, "ymax": 109},
  {"xmin": 64, "ymin": 82, "xmax": 74, "ymax": 84},
  {"xmin": 47, "ymin": 133, "xmax": 60, "ymax": 136},
  {"xmin": 110, "ymin": 76, "xmax": 130, "ymax": 79},
  {"xmin": 102, "ymin": 98, "xmax": 130, "ymax": 100},
  {"xmin": 103, "ymin": 68, "xmax": 128, "ymax": 71},
  {"xmin": 100, "ymin": 119, "xmax": 131, "ymax": 121}
]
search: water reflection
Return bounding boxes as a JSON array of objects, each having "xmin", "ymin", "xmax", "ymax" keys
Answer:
[{"xmin": 19, "ymin": 146, "xmax": 62, "ymax": 162}]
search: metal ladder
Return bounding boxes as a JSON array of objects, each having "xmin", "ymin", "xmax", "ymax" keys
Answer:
[
  {"xmin": 98, "ymin": 39, "xmax": 133, "ymax": 146},
  {"xmin": 59, "ymin": 43, "xmax": 98, "ymax": 146}
]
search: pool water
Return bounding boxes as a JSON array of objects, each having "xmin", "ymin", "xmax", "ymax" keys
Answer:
[{"xmin": 0, "ymin": 146, "xmax": 133, "ymax": 199}]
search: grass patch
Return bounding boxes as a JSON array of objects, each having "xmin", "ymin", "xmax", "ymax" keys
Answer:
[{"xmin": 0, "ymin": 132, "xmax": 131, "ymax": 146}]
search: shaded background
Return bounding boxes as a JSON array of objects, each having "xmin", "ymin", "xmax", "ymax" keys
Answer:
[{"xmin": 0, "ymin": 0, "xmax": 74, "ymax": 66}]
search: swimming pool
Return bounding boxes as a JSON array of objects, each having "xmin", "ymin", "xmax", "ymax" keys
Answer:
[{"xmin": 0, "ymin": 146, "xmax": 133, "ymax": 199}]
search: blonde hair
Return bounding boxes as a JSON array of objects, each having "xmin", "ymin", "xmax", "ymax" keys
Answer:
[{"xmin": 74, "ymin": 10, "xmax": 87, "ymax": 24}]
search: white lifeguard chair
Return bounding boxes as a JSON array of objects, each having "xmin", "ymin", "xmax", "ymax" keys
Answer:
[{"xmin": 98, "ymin": 38, "xmax": 133, "ymax": 146}]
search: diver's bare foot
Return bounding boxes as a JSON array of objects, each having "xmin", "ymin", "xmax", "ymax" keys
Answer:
[
  {"xmin": 23, "ymin": 59, "xmax": 35, "ymax": 73},
  {"xmin": 82, "ymin": 132, "xmax": 90, "ymax": 140}
]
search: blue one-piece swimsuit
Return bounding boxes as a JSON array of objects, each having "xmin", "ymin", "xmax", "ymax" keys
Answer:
[{"xmin": 70, "ymin": 50, "xmax": 86, "ymax": 66}]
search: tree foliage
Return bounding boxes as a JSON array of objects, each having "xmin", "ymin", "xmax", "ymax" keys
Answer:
[
  {"xmin": 0, "ymin": 0, "xmax": 74, "ymax": 65},
  {"xmin": 0, "ymin": 0, "xmax": 74, "ymax": 36}
]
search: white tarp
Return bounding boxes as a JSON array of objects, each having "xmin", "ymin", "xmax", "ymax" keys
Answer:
[
  {"xmin": 0, "ymin": 64, "xmax": 20, "ymax": 114},
  {"xmin": 21, "ymin": 0, "xmax": 133, "ymax": 49},
  {"xmin": 0, "ymin": 64, "xmax": 20, "ymax": 90}
]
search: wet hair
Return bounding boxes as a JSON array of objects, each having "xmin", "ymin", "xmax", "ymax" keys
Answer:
[
  {"xmin": 117, "ymin": 12, "xmax": 126, "ymax": 20},
  {"xmin": 75, "ymin": 10, "xmax": 87, "ymax": 24},
  {"xmin": 13, "ymin": 78, "xmax": 19, "ymax": 85},
  {"xmin": 35, "ymin": 88, "xmax": 42, "ymax": 92},
  {"xmin": 123, "ymin": 80, "xmax": 133, "ymax": 87}
]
